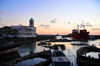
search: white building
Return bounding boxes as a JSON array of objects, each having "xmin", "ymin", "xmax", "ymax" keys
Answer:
[{"xmin": 11, "ymin": 18, "xmax": 36, "ymax": 37}]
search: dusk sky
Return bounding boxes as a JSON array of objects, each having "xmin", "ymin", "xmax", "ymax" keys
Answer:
[{"xmin": 0, "ymin": 0, "xmax": 100, "ymax": 35}]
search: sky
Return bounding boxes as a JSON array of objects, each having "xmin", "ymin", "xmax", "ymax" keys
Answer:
[{"xmin": 0, "ymin": 0, "xmax": 100, "ymax": 35}]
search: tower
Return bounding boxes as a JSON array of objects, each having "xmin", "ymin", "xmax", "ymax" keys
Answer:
[{"xmin": 29, "ymin": 18, "xmax": 34, "ymax": 27}]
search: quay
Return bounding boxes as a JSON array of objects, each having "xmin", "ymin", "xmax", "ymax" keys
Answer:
[{"xmin": 0, "ymin": 38, "xmax": 35, "ymax": 50}]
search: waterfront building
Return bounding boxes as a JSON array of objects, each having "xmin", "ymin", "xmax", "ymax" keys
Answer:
[
  {"xmin": 0, "ymin": 26, "xmax": 18, "ymax": 38},
  {"xmin": 0, "ymin": 18, "xmax": 36, "ymax": 38},
  {"xmin": 11, "ymin": 18, "xmax": 36, "ymax": 37}
]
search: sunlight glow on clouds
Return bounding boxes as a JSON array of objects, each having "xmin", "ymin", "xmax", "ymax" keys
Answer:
[{"xmin": 0, "ymin": 0, "xmax": 100, "ymax": 35}]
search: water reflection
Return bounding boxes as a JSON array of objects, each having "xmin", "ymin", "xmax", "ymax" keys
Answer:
[
  {"xmin": 88, "ymin": 39, "xmax": 100, "ymax": 46},
  {"xmin": 71, "ymin": 41, "xmax": 88, "ymax": 45},
  {"xmin": 16, "ymin": 58, "xmax": 46, "ymax": 66},
  {"xmin": 16, "ymin": 41, "xmax": 49, "ymax": 66},
  {"xmin": 83, "ymin": 52, "xmax": 100, "ymax": 59},
  {"xmin": 0, "ymin": 47, "xmax": 19, "ymax": 55},
  {"xmin": 18, "ymin": 42, "xmax": 36, "ymax": 57},
  {"xmin": 34, "ymin": 41, "xmax": 49, "ymax": 53}
]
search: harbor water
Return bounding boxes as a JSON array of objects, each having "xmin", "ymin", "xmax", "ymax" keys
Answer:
[{"xmin": 1, "ymin": 39, "xmax": 100, "ymax": 66}]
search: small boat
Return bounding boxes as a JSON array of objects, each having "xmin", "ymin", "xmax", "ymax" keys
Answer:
[{"xmin": 52, "ymin": 50, "xmax": 70, "ymax": 66}]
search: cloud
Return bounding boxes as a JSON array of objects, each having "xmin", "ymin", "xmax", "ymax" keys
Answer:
[
  {"xmin": 51, "ymin": 18, "xmax": 57, "ymax": 23},
  {"xmin": 82, "ymin": 20, "xmax": 85, "ymax": 22},
  {"xmin": 44, "ymin": 25, "xmax": 50, "ymax": 28},
  {"xmin": 66, "ymin": 22, "xmax": 71, "ymax": 24},
  {"xmin": 0, "ymin": 24, "xmax": 5, "ymax": 26},
  {"xmin": 0, "ymin": 24, "xmax": 6, "ymax": 26},
  {"xmin": 91, "ymin": 28, "xmax": 100, "ymax": 30},
  {"xmin": 40, "ymin": 24, "xmax": 45, "ymax": 27},
  {"xmin": 85, "ymin": 22, "xmax": 92, "ymax": 27},
  {"xmin": 64, "ymin": 21, "xmax": 72, "ymax": 24},
  {"xmin": 39, "ymin": 24, "xmax": 50, "ymax": 28}
]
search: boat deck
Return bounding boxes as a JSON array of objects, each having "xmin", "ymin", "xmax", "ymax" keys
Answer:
[{"xmin": 52, "ymin": 50, "xmax": 70, "ymax": 66}]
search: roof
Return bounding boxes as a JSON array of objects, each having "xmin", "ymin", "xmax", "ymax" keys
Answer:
[{"xmin": 30, "ymin": 18, "xmax": 34, "ymax": 22}]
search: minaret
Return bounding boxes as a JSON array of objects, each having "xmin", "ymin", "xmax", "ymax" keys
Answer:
[{"xmin": 29, "ymin": 18, "xmax": 34, "ymax": 27}]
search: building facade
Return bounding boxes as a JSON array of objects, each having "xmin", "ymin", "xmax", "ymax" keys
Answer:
[
  {"xmin": 11, "ymin": 18, "xmax": 36, "ymax": 38},
  {"xmin": 0, "ymin": 26, "xmax": 18, "ymax": 38}
]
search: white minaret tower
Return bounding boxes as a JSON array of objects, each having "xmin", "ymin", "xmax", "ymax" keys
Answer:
[{"xmin": 29, "ymin": 18, "xmax": 34, "ymax": 27}]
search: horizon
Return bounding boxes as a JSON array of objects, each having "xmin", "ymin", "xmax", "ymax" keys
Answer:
[{"xmin": 0, "ymin": 0, "xmax": 100, "ymax": 35}]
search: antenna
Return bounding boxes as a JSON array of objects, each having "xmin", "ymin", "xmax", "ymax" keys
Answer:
[
  {"xmin": 82, "ymin": 20, "xmax": 85, "ymax": 30},
  {"xmin": 77, "ymin": 24, "xmax": 79, "ymax": 31}
]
